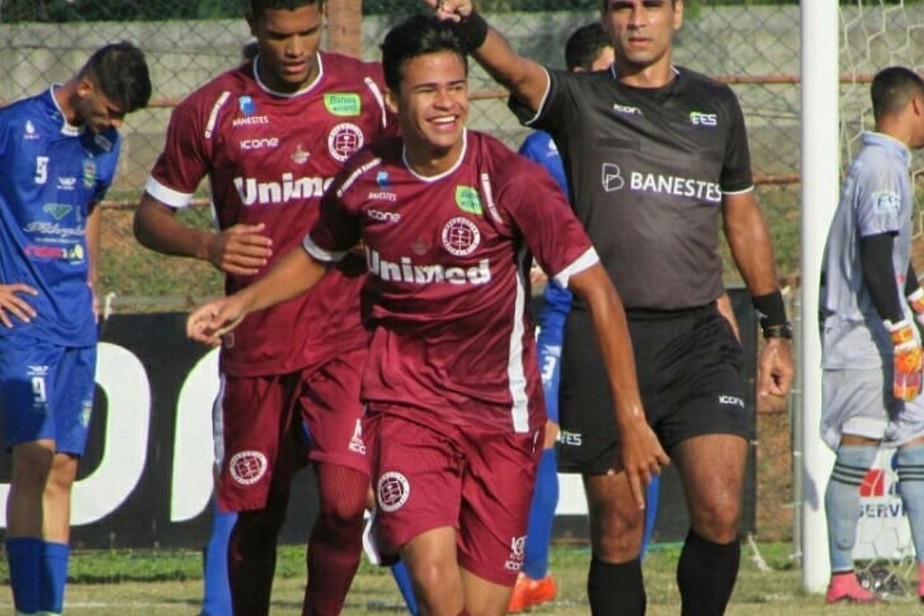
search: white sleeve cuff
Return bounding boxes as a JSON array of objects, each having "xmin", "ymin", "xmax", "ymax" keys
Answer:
[
  {"xmin": 553, "ymin": 247, "xmax": 599, "ymax": 288},
  {"xmin": 722, "ymin": 185, "xmax": 755, "ymax": 196},
  {"xmin": 145, "ymin": 176, "xmax": 194, "ymax": 208},
  {"xmin": 302, "ymin": 234, "xmax": 348, "ymax": 263}
]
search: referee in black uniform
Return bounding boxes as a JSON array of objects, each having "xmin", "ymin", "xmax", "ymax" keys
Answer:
[{"xmin": 426, "ymin": 1, "xmax": 795, "ymax": 615}]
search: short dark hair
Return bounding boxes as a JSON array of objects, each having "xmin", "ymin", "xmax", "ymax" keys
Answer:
[
  {"xmin": 871, "ymin": 66, "xmax": 924, "ymax": 122},
  {"xmin": 565, "ymin": 23, "xmax": 610, "ymax": 71},
  {"xmin": 381, "ymin": 14, "xmax": 468, "ymax": 94},
  {"xmin": 249, "ymin": 0, "xmax": 322, "ymax": 21},
  {"xmin": 241, "ymin": 41, "xmax": 260, "ymax": 62},
  {"xmin": 79, "ymin": 41, "xmax": 151, "ymax": 113}
]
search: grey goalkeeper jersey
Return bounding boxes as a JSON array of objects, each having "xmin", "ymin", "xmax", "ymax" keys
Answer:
[
  {"xmin": 509, "ymin": 65, "xmax": 754, "ymax": 310},
  {"xmin": 819, "ymin": 131, "xmax": 915, "ymax": 370}
]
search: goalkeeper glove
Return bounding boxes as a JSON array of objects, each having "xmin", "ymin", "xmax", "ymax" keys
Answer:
[{"xmin": 885, "ymin": 318, "xmax": 923, "ymax": 401}]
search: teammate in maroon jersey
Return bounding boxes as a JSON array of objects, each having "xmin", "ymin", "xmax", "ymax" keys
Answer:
[
  {"xmin": 132, "ymin": 1, "xmax": 394, "ymax": 614},
  {"xmin": 187, "ymin": 15, "xmax": 666, "ymax": 615}
]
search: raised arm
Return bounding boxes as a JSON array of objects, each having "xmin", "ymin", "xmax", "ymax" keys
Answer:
[
  {"xmin": 425, "ymin": 0, "xmax": 548, "ymax": 114},
  {"xmin": 134, "ymin": 193, "xmax": 273, "ymax": 277},
  {"xmin": 567, "ymin": 263, "xmax": 669, "ymax": 509},
  {"xmin": 722, "ymin": 191, "xmax": 795, "ymax": 398}
]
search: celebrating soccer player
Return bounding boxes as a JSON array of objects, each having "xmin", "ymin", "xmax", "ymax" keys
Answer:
[
  {"xmin": 133, "ymin": 1, "xmax": 395, "ymax": 614},
  {"xmin": 0, "ymin": 42, "xmax": 151, "ymax": 616},
  {"xmin": 187, "ymin": 14, "xmax": 666, "ymax": 616}
]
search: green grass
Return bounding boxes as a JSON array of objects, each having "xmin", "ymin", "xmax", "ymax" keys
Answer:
[
  {"xmin": 0, "ymin": 542, "xmax": 919, "ymax": 614},
  {"xmin": 98, "ymin": 205, "xmax": 223, "ymax": 310}
]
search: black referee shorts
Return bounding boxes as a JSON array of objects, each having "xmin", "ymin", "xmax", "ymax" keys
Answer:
[{"xmin": 557, "ymin": 303, "xmax": 750, "ymax": 475}]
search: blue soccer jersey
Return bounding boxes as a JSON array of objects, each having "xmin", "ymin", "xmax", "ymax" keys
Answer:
[
  {"xmin": 0, "ymin": 87, "xmax": 120, "ymax": 347},
  {"xmin": 518, "ymin": 130, "xmax": 568, "ymax": 196},
  {"xmin": 519, "ymin": 131, "xmax": 574, "ymax": 423}
]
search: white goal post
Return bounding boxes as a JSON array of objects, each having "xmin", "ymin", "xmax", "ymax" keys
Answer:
[
  {"xmin": 799, "ymin": 0, "xmax": 840, "ymax": 594},
  {"xmin": 800, "ymin": 0, "xmax": 924, "ymax": 594}
]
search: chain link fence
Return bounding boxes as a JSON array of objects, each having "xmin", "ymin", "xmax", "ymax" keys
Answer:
[{"xmin": 1, "ymin": 1, "xmax": 923, "ymax": 311}]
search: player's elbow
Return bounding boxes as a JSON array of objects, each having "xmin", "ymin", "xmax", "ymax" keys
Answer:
[
  {"xmin": 132, "ymin": 197, "xmax": 169, "ymax": 248},
  {"xmin": 569, "ymin": 264, "xmax": 614, "ymax": 302}
]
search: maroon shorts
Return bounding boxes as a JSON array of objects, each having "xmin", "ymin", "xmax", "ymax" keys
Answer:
[
  {"xmin": 367, "ymin": 410, "xmax": 542, "ymax": 586},
  {"xmin": 215, "ymin": 348, "xmax": 368, "ymax": 512}
]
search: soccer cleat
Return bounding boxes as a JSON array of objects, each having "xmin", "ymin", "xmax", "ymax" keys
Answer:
[
  {"xmin": 824, "ymin": 571, "xmax": 877, "ymax": 604},
  {"xmin": 507, "ymin": 572, "xmax": 557, "ymax": 613}
]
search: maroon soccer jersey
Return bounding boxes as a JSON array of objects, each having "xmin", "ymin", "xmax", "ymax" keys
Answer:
[
  {"xmin": 146, "ymin": 52, "xmax": 395, "ymax": 377},
  {"xmin": 307, "ymin": 131, "xmax": 599, "ymax": 433}
]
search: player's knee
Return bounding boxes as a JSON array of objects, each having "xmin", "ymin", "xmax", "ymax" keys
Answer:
[
  {"xmin": 317, "ymin": 499, "xmax": 365, "ymax": 535},
  {"xmin": 690, "ymin": 505, "xmax": 740, "ymax": 543},
  {"xmin": 317, "ymin": 485, "xmax": 366, "ymax": 531},
  {"xmin": 44, "ymin": 468, "xmax": 76, "ymax": 498},
  {"xmin": 316, "ymin": 465, "xmax": 369, "ymax": 524},
  {"xmin": 593, "ymin": 532, "xmax": 643, "ymax": 560},
  {"xmin": 234, "ymin": 507, "xmax": 286, "ymax": 548},
  {"xmin": 409, "ymin": 560, "xmax": 460, "ymax": 608},
  {"xmin": 11, "ymin": 444, "xmax": 55, "ymax": 486},
  {"xmin": 590, "ymin": 508, "xmax": 644, "ymax": 558},
  {"xmin": 832, "ymin": 531, "xmax": 855, "ymax": 551},
  {"xmin": 896, "ymin": 443, "xmax": 924, "ymax": 469}
]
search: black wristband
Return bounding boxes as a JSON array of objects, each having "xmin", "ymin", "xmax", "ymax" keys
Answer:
[
  {"xmin": 752, "ymin": 290, "xmax": 788, "ymax": 332},
  {"xmin": 762, "ymin": 322, "xmax": 793, "ymax": 340},
  {"xmin": 454, "ymin": 10, "xmax": 489, "ymax": 53}
]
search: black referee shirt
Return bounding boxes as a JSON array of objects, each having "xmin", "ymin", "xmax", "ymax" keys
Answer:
[{"xmin": 509, "ymin": 66, "xmax": 753, "ymax": 311}]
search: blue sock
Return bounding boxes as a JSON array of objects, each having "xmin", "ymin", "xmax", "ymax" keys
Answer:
[
  {"xmin": 896, "ymin": 444, "xmax": 924, "ymax": 564},
  {"xmin": 640, "ymin": 474, "xmax": 660, "ymax": 561},
  {"xmin": 522, "ymin": 447, "xmax": 559, "ymax": 580},
  {"xmin": 390, "ymin": 559, "xmax": 419, "ymax": 615},
  {"xmin": 39, "ymin": 541, "xmax": 69, "ymax": 613},
  {"xmin": 6, "ymin": 536, "xmax": 42, "ymax": 613},
  {"xmin": 202, "ymin": 502, "xmax": 237, "ymax": 616},
  {"xmin": 825, "ymin": 445, "xmax": 877, "ymax": 572}
]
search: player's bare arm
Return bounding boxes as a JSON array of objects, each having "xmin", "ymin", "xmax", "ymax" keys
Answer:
[
  {"xmin": 86, "ymin": 204, "xmax": 102, "ymax": 322},
  {"xmin": 423, "ymin": 0, "xmax": 548, "ymax": 113},
  {"xmin": 187, "ymin": 245, "xmax": 326, "ymax": 345},
  {"xmin": 722, "ymin": 191, "xmax": 795, "ymax": 397},
  {"xmin": 716, "ymin": 292, "xmax": 740, "ymax": 341},
  {"xmin": 0, "ymin": 283, "xmax": 39, "ymax": 329},
  {"xmin": 568, "ymin": 262, "xmax": 670, "ymax": 509},
  {"xmin": 134, "ymin": 194, "xmax": 273, "ymax": 276}
]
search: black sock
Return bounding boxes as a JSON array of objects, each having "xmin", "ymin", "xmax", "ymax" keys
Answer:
[
  {"xmin": 677, "ymin": 529, "xmax": 740, "ymax": 616},
  {"xmin": 588, "ymin": 556, "xmax": 646, "ymax": 616}
]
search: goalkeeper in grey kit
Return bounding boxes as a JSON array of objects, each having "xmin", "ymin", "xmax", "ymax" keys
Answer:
[{"xmin": 819, "ymin": 65, "xmax": 924, "ymax": 604}]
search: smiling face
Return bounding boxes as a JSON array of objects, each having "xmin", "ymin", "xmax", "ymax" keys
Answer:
[
  {"xmin": 387, "ymin": 50, "xmax": 469, "ymax": 175},
  {"xmin": 602, "ymin": 0, "xmax": 683, "ymax": 84},
  {"xmin": 248, "ymin": 4, "xmax": 323, "ymax": 93}
]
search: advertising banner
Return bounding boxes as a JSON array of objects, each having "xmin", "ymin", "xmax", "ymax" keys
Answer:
[{"xmin": 0, "ymin": 288, "xmax": 757, "ymax": 547}]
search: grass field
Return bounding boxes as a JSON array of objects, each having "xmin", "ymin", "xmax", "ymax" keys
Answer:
[{"xmin": 0, "ymin": 542, "xmax": 919, "ymax": 615}]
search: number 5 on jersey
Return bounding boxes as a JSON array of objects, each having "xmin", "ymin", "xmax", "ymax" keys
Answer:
[{"xmin": 35, "ymin": 155, "xmax": 49, "ymax": 184}]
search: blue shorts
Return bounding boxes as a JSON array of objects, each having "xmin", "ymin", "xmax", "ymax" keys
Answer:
[{"xmin": 0, "ymin": 335, "xmax": 96, "ymax": 454}]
